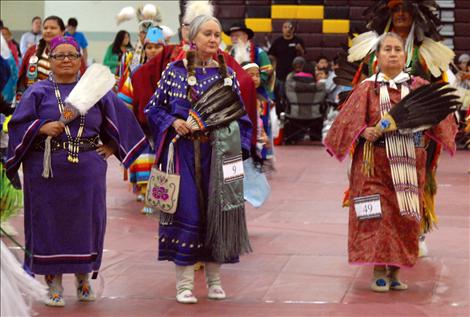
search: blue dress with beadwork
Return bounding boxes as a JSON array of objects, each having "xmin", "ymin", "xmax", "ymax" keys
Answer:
[{"xmin": 145, "ymin": 60, "xmax": 252, "ymax": 265}]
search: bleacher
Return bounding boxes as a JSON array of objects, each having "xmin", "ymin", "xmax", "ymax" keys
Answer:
[{"xmin": 180, "ymin": 0, "xmax": 469, "ymax": 62}]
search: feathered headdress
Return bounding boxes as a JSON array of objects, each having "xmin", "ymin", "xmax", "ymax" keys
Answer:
[
  {"xmin": 116, "ymin": 6, "xmax": 136, "ymax": 25},
  {"xmin": 364, "ymin": 0, "xmax": 442, "ymax": 43},
  {"xmin": 348, "ymin": 0, "xmax": 453, "ymax": 77},
  {"xmin": 116, "ymin": 3, "xmax": 162, "ymax": 32},
  {"xmin": 137, "ymin": 4, "xmax": 162, "ymax": 32},
  {"xmin": 183, "ymin": 0, "xmax": 214, "ymax": 25}
]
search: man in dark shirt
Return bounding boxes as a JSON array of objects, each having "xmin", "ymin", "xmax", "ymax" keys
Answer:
[
  {"xmin": 268, "ymin": 21, "xmax": 304, "ymax": 82},
  {"xmin": 268, "ymin": 21, "xmax": 304, "ymax": 113}
]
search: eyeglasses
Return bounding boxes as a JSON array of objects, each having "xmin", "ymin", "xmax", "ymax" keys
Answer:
[{"xmin": 50, "ymin": 53, "xmax": 81, "ymax": 61}]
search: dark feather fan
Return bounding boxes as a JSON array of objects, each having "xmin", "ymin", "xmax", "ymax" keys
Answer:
[
  {"xmin": 364, "ymin": 0, "xmax": 442, "ymax": 43},
  {"xmin": 337, "ymin": 90, "xmax": 353, "ymax": 106},
  {"xmin": 333, "ymin": 47, "xmax": 370, "ymax": 105},
  {"xmin": 334, "ymin": 45, "xmax": 370, "ymax": 86},
  {"xmin": 187, "ymin": 79, "xmax": 246, "ymax": 131},
  {"xmin": 379, "ymin": 82, "xmax": 461, "ymax": 132}
]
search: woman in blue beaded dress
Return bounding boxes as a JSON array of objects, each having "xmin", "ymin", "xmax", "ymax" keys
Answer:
[{"xmin": 145, "ymin": 14, "xmax": 252, "ymax": 304}]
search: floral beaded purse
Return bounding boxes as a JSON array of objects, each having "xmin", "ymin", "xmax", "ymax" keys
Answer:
[{"xmin": 145, "ymin": 142, "xmax": 180, "ymax": 214}]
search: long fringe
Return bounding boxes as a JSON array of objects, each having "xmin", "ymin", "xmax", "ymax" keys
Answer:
[
  {"xmin": 205, "ymin": 203, "xmax": 252, "ymax": 262},
  {"xmin": 362, "ymin": 140, "xmax": 374, "ymax": 177},
  {"xmin": 380, "ymin": 84, "xmax": 421, "ymax": 221},
  {"xmin": 41, "ymin": 136, "xmax": 53, "ymax": 178},
  {"xmin": 205, "ymin": 122, "xmax": 252, "ymax": 262}
]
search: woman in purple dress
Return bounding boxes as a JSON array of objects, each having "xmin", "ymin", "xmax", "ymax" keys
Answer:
[
  {"xmin": 146, "ymin": 15, "xmax": 252, "ymax": 304},
  {"xmin": 6, "ymin": 36, "xmax": 147, "ymax": 307}
]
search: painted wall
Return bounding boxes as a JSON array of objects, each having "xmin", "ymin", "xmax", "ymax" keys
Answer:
[
  {"xmin": 1, "ymin": 0, "xmax": 181, "ymax": 63},
  {"xmin": 1, "ymin": 1, "xmax": 45, "ymax": 30}
]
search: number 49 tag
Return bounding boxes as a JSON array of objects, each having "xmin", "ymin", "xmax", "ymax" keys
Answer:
[{"xmin": 353, "ymin": 194, "xmax": 382, "ymax": 220}]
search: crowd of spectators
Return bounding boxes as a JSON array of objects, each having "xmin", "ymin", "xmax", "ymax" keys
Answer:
[{"xmin": 1, "ymin": 13, "xmax": 469, "ymax": 148}]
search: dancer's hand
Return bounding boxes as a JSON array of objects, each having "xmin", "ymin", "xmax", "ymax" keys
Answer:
[
  {"xmin": 39, "ymin": 121, "xmax": 65, "ymax": 137},
  {"xmin": 362, "ymin": 127, "xmax": 382, "ymax": 142},
  {"xmin": 96, "ymin": 143, "xmax": 116, "ymax": 160},
  {"xmin": 172, "ymin": 119, "xmax": 192, "ymax": 136}
]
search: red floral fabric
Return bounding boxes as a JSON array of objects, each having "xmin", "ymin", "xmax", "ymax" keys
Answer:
[{"xmin": 324, "ymin": 77, "xmax": 457, "ymax": 267}]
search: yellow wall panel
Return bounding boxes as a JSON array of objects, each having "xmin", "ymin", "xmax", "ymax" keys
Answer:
[
  {"xmin": 222, "ymin": 33, "xmax": 232, "ymax": 46},
  {"xmin": 296, "ymin": 5, "xmax": 323, "ymax": 19},
  {"xmin": 271, "ymin": 5, "xmax": 298, "ymax": 19},
  {"xmin": 323, "ymin": 19, "xmax": 350, "ymax": 33},
  {"xmin": 245, "ymin": 18, "xmax": 272, "ymax": 32}
]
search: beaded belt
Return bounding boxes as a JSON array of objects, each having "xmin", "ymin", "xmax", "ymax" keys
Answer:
[
  {"xmin": 183, "ymin": 131, "xmax": 210, "ymax": 143},
  {"xmin": 373, "ymin": 132, "xmax": 425, "ymax": 148},
  {"xmin": 33, "ymin": 135, "xmax": 100, "ymax": 152}
]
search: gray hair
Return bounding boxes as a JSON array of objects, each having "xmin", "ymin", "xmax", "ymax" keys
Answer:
[
  {"xmin": 376, "ymin": 32, "xmax": 405, "ymax": 52},
  {"xmin": 292, "ymin": 56, "xmax": 305, "ymax": 67},
  {"xmin": 188, "ymin": 15, "xmax": 222, "ymax": 43}
]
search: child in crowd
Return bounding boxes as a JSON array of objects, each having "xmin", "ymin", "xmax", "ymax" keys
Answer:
[
  {"xmin": 118, "ymin": 27, "xmax": 165, "ymax": 214},
  {"xmin": 242, "ymin": 62, "xmax": 275, "ymax": 170}
]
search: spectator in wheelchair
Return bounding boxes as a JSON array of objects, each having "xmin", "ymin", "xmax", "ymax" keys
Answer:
[{"xmin": 283, "ymin": 56, "xmax": 327, "ymax": 143}]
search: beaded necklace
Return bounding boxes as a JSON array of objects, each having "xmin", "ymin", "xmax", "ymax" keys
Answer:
[{"xmin": 52, "ymin": 79, "xmax": 85, "ymax": 163}]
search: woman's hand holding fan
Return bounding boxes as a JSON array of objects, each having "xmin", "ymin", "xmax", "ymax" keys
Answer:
[
  {"xmin": 172, "ymin": 79, "xmax": 246, "ymax": 143},
  {"xmin": 376, "ymin": 82, "xmax": 461, "ymax": 134},
  {"xmin": 172, "ymin": 119, "xmax": 193, "ymax": 136}
]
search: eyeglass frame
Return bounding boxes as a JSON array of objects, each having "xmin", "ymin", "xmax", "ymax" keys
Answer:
[{"xmin": 50, "ymin": 53, "xmax": 82, "ymax": 61}]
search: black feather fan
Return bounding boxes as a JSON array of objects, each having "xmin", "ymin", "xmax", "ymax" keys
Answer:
[
  {"xmin": 187, "ymin": 79, "xmax": 246, "ymax": 131},
  {"xmin": 380, "ymin": 82, "xmax": 461, "ymax": 132}
]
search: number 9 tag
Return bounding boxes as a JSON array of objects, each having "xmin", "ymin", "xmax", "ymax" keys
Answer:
[{"xmin": 222, "ymin": 155, "xmax": 244, "ymax": 183}]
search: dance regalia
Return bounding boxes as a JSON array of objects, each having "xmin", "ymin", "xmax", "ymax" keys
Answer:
[
  {"xmin": 256, "ymin": 88, "xmax": 274, "ymax": 160},
  {"xmin": 6, "ymin": 77, "xmax": 147, "ymax": 277},
  {"xmin": 117, "ymin": 53, "xmax": 159, "ymax": 198},
  {"xmin": 324, "ymin": 76, "xmax": 457, "ymax": 267},
  {"xmin": 118, "ymin": 63, "xmax": 155, "ymax": 195},
  {"xmin": 133, "ymin": 42, "xmax": 259, "ymax": 146},
  {"xmin": 1, "ymin": 44, "xmax": 22, "ymax": 223},
  {"xmin": 145, "ymin": 60, "xmax": 252, "ymax": 265},
  {"xmin": 340, "ymin": 1, "xmax": 457, "ymax": 232}
]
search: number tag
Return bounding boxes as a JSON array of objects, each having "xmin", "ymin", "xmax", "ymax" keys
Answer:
[
  {"xmin": 353, "ymin": 194, "xmax": 382, "ymax": 220},
  {"xmin": 222, "ymin": 155, "xmax": 244, "ymax": 183}
]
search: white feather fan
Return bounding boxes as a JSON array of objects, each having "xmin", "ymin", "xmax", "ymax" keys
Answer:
[
  {"xmin": 1, "ymin": 241, "xmax": 48, "ymax": 317},
  {"xmin": 65, "ymin": 63, "xmax": 116, "ymax": 115},
  {"xmin": 348, "ymin": 31, "xmax": 380, "ymax": 63},
  {"xmin": 419, "ymin": 37, "xmax": 455, "ymax": 78},
  {"xmin": 183, "ymin": 0, "xmax": 214, "ymax": 24},
  {"xmin": 116, "ymin": 6, "xmax": 136, "ymax": 25},
  {"xmin": 160, "ymin": 25, "xmax": 176, "ymax": 39}
]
